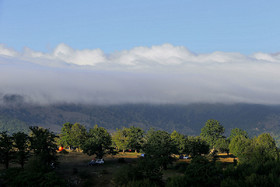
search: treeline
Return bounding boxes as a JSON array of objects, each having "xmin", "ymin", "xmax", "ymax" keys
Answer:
[
  {"xmin": 0, "ymin": 127, "xmax": 66, "ymax": 186},
  {"xmin": 49, "ymin": 119, "xmax": 280, "ymax": 186},
  {"xmin": 1, "ymin": 119, "xmax": 280, "ymax": 186}
]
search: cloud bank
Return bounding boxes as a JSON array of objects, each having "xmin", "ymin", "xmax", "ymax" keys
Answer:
[{"xmin": 1, "ymin": 43, "xmax": 280, "ymax": 105}]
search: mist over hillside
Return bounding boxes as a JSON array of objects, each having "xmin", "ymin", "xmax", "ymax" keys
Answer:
[{"xmin": 1, "ymin": 102, "xmax": 280, "ymax": 144}]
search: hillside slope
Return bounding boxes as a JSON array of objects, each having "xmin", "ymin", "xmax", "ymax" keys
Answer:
[{"xmin": 1, "ymin": 104, "xmax": 280, "ymax": 139}]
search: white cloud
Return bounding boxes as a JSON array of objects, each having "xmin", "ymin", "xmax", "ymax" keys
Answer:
[{"xmin": 1, "ymin": 43, "xmax": 280, "ymax": 105}]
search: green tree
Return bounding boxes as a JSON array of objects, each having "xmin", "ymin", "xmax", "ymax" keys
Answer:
[
  {"xmin": 170, "ymin": 130, "xmax": 187, "ymax": 155},
  {"xmin": 200, "ymin": 119, "xmax": 225, "ymax": 148},
  {"xmin": 29, "ymin": 126, "xmax": 58, "ymax": 169},
  {"xmin": 70, "ymin": 123, "xmax": 87, "ymax": 150},
  {"xmin": 82, "ymin": 125, "xmax": 112, "ymax": 159},
  {"xmin": 246, "ymin": 133, "xmax": 279, "ymax": 163},
  {"xmin": 127, "ymin": 126, "xmax": 144, "ymax": 152},
  {"xmin": 185, "ymin": 136, "xmax": 210, "ymax": 157},
  {"xmin": 12, "ymin": 132, "xmax": 29, "ymax": 168},
  {"xmin": 59, "ymin": 122, "xmax": 73, "ymax": 148},
  {"xmin": 0, "ymin": 131, "xmax": 14, "ymax": 169},
  {"xmin": 215, "ymin": 138, "xmax": 230, "ymax": 154},
  {"xmin": 229, "ymin": 128, "xmax": 248, "ymax": 140},
  {"xmin": 112, "ymin": 127, "xmax": 129, "ymax": 152},
  {"xmin": 142, "ymin": 130, "xmax": 176, "ymax": 169},
  {"xmin": 229, "ymin": 134, "xmax": 252, "ymax": 163}
]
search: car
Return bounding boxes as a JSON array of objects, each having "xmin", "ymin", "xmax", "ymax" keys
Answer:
[{"xmin": 96, "ymin": 159, "xmax": 104, "ymax": 164}]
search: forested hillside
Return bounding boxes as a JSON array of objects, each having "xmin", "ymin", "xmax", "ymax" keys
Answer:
[{"xmin": 1, "ymin": 103, "xmax": 280, "ymax": 140}]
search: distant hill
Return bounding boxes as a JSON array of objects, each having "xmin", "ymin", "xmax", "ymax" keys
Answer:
[{"xmin": 1, "ymin": 103, "xmax": 280, "ymax": 144}]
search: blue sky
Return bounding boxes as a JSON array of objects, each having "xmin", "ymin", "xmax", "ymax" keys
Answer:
[
  {"xmin": 1, "ymin": 0, "xmax": 279, "ymax": 54},
  {"xmin": 1, "ymin": 1, "xmax": 280, "ymax": 105}
]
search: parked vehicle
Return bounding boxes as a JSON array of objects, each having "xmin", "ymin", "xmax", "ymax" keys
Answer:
[{"xmin": 96, "ymin": 159, "xmax": 104, "ymax": 164}]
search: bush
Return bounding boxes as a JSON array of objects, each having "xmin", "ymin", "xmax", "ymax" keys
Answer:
[
  {"xmin": 112, "ymin": 165, "xmax": 143, "ymax": 186},
  {"xmin": 0, "ymin": 168, "xmax": 67, "ymax": 187}
]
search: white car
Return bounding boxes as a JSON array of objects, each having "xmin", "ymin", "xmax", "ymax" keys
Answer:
[{"xmin": 96, "ymin": 159, "xmax": 104, "ymax": 164}]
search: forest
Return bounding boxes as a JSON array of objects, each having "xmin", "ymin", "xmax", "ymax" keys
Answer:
[{"xmin": 1, "ymin": 119, "xmax": 280, "ymax": 186}]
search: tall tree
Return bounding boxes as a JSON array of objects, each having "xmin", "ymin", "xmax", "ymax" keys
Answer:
[
  {"xmin": 0, "ymin": 131, "xmax": 14, "ymax": 169},
  {"xmin": 229, "ymin": 134, "xmax": 252, "ymax": 162},
  {"xmin": 13, "ymin": 132, "xmax": 29, "ymax": 168},
  {"xmin": 82, "ymin": 125, "xmax": 112, "ymax": 158},
  {"xmin": 142, "ymin": 130, "xmax": 176, "ymax": 169},
  {"xmin": 185, "ymin": 136, "xmax": 210, "ymax": 157},
  {"xmin": 70, "ymin": 123, "xmax": 87, "ymax": 150},
  {"xmin": 59, "ymin": 122, "xmax": 73, "ymax": 148},
  {"xmin": 200, "ymin": 119, "xmax": 225, "ymax": 148},
  {"xmin": 112, "ymin": 127, "xmax": 129, "ymax": 152},
  {"xmin": 29, "ymin": 126, "xmax": 58, "ymax": 168},
  {"xmin": 249, "ymin": 133, "xmax": 279, "ymax": 163},
  {"xmin": 170, "ymin": 130, "xmax": 187, "ymax": 155},
  {"xmin": 127, "ymin": 126, "xmax": 144, "ymax": 152}
]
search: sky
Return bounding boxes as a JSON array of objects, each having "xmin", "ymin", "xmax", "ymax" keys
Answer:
[{"xmin": 0, "ymin": 0, "xmax": 280, "ymax": 105}]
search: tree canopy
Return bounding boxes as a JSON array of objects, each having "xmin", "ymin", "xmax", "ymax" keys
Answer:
[
  {"xmin": 81, "ymin": 125, "xmax": 112, "ymax": 158},
  {"xmin": 200, "ymin": 119, "xmax": 225, "ymax": 148}
]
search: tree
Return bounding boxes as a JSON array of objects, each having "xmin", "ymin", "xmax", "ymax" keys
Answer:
[
  {"xmin": 170, "ymin": 130, "xmax": 187, "ymax": 155},
  {"xmin": 29, "ymin": 126, "xmax": 58, "ymax": 168},
  {"xmin": 70, "ymin": 123, "xmax": 87, "ymax": 150},
  {"xmin": 82, "ymin": 125, "xmax": 112, "ymax": 158},
  {"xmin": 247, "ymin": 133, "xmax": 279, "ymax": 163},
  {"xmin": 229, "ymin": 128, "xmax": 248, "ymax": 140},
  {"xmin": 13, "ymin": 132, "xmax": 29, "ymax": 168},
  {"xmin": 216, "ymin": 139, "xmax": 229, "ymax": 155},
  {"xmin": 59, "ymin": 122, "xmax": 73, "ymax": 148},
  {"xmin": 142, "ymin": 130, "xmax": 176, "ymax": 169},
  {"xmin": 229, "ymin": 134, "xmax": 252, "ymax": 163},
  {"xmin": 185, "ymin": 136, "xmax": 210, "ymax": 157},
  {"xmin": 0, "ymin": 131, "xmax": 14, "ymax": 169},
  {"xmin": 127, "ymin": 126, "xmax": 144, "ymax": 152},
  {"xmin": 112, "ymin": 127, "xmax": 129, "ymax": 152},
  {"xmin": 200, "ymin": 119, "xmax": 225, "ymax": 148},
  {"xmin": 215, "ymin": 138, "xmax": 229, "ymax": 154}
]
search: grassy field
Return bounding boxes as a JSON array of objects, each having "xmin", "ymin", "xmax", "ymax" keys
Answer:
[{"xmin": 56, "ymin": 151, "xmax": 141, "ymax": 186}]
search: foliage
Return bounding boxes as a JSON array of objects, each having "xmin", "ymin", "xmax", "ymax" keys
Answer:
[
  {"xmin": 0, "ymin": 167, "xmax": 67, "ymax": 187},
  {"xmin": 229, "ymin": 128, "xmax": 248, "ymax": 140},
  {"xmin": 185, "ymin": 136, "xmax": 210, "ymax": 157},
  {"xmin": 229, "ymin": 134, "xmax": 252, "ymax": 162},
  {"xmin": 12, "ymin": 131, "xmax": 29, "ymax": 168},
  {"xmin": 167, "ymin": 156, "xmax": 222, "ymax": 187},
  {"xmin": 0, "ymin": 131, "xmax": 14, "ymax": 169},
  {"xmin": 29, "ymin": 126, "xmax": 58, "ymax": 169},
  {"xmin": 142, "ymin": 130, "xmax": 176, "ymax": 169},
  {"xmin": 58, "ymin": 122, "xmax": 73, "ymax": 147},
  {"xmin": 200, "ymin": 119, "xmax": 225, "ymax": 148},
  {"xmin": 59, "ymin": 122, "xmax": 86, "ymax": 150},
  {"xmin": 222, "ymin": 160, "xmax": 280, "ymax": 187},
  {"xmin": 70, "ymin": 123, "xmax": 87, "ymax": 149},
  {"xmin": 170, "ymin": 130, "xmax": 187, "ymax": 154},
  {"xmin": 112, "ymin": 164, "xmax": 144, "ymax": 186},
  {"xmin": 113, "ymin": 157, "xmax": 163, "ymax": 186},
  {"xmin": 112, "ymin": 127, "xmax": 129, "ymax": 152},
  {"xmin": 127, "ymin": 126, "xmax": 144, "ymax": 152},
  {"xmin": 215, "ymin": 138, "xmax": 229, "ymax": 154},
  {"xmin": 245, "ymin": 133, "xmax": 279, "ymax": 164},
  {"xmin": 81, "ymin": 125, "xmax": 112, "ymax": 158}
]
